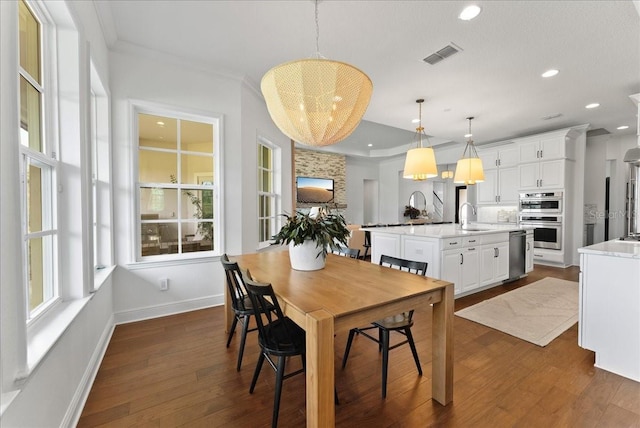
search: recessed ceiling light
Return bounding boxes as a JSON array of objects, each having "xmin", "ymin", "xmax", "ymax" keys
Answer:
[
  {"xmin": 542, "ymin": 69, "xmax": 559, "ymax": 78},
  {"xmin": 617, "ymin": 125, "xmax": 629, "ymax": 130},
  {"xmin": 156, "ymin": 121, "xmax": 165, "ymax": 126},
  {"xmin": 585, "ymin": 103, "xmax": 600, "ymax": 109},
  {"xmin": 367, "ymin": 143, "xmax": 373, "ymax": 147},
  {"xmin": 459, "ymin": 5, "xmax": 482, "ymax": 21},
  {"xmin": 412, "ymin": 118, "xmax": 420, "ymax": 124}
]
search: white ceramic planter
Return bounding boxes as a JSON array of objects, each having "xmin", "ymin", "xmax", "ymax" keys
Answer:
[{"xmin": 289, "ymin": 240, "xmax": 326, "ymax": 271}]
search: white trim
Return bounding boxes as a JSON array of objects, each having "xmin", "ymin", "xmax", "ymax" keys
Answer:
[
  {"xmin": 113, "ymin": 295, "xmax": 223, "ymax": 325},
  {"xmin": 63, "ymin": 313, "xmax": 114, "ymax": 428}
]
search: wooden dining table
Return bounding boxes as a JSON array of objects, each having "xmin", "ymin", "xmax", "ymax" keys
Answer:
[{"xmin": 229, "ymin": 250, "xmax": 454, "ymax": 427}]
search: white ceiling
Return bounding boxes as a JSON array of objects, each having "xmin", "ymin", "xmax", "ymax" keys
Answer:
[{"xmin": 95, "ymin": 0, "xmax": 640, "ymax": 157}]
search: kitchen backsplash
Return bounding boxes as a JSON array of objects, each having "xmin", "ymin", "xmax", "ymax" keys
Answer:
[{"xmin": 477, "ymin": 205, "xmax": 518, "ymax": 223}]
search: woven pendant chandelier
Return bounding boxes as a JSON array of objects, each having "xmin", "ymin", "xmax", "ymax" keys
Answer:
[
  {"xmin": 261, "ymin": 1, "xmax": 372, "ymax": 147},
  {"xmin": 403, "ymin": 99, "xmax": 438, "ymax": 180},
  {"xmin": 454, "ymin": 117, "xmax": 485, "ymax": 184}
]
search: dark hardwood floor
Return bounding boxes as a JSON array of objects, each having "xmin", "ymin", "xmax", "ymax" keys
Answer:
[{"xmin": 79, "ymin": 265, "xmax": 640, "ymax": 427}]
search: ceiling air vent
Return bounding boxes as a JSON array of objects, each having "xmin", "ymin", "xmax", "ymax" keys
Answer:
[{"xmin": 423, "ymin": 43, "xmax": 461, "ymax": 65}]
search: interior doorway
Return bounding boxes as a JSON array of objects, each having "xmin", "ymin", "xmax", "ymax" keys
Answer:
[{"xmin": 454, "ymin": 186, "xmax": 468, "ymax": 224}]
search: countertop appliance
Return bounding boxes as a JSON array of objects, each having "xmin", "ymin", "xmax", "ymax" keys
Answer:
[
  {"xmin": 507, "ymin": 230, "xmax": 526, "ymax": 282},
  {"xmin": 519, "ymin": 191, "xmax": 563, "ymax": 213}
]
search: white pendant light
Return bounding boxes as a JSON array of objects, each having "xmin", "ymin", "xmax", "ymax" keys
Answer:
[
  {"xmin": 261, "ymin": 0, "xmax": 373, "ymax": 147},
  {"xmin": 403, "ymin": 99, "xmax": 438, "ymax": 180},
  {"xmin": 454, "ymin": 117, "xmax": 485, "ymax": 184}
]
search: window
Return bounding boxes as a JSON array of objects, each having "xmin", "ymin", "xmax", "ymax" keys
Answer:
[
  {"xmin": 258, "ymin": 139, "xmax": 280, "ymax": 248},
  {"xmin": 136, "ymin": 108, "xmax": 219, "ymax": 259},
  {"xmin": 90, "ymin": 62, "xmax": 113, "ymax": 281},
  {"xmin": 19, "ymin": 0, "xmax": 58, "ymax": 319}
]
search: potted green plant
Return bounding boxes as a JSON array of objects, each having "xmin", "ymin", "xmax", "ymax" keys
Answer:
[
  {"xmin": 404, "ymin": 205, "xmax": 420, "ymax": 219},
  {"xmin": 272, "ymin": 209, "xmax": 351, "ymax": 271}
]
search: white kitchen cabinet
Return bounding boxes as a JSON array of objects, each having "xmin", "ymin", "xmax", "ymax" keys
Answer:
[
  {"xmin": 401, "ymin": 236, "xmax": 438, "ymax": 277},
  {"xmin": 525, "ymin": 232, "xmax": 534, "ymax": 272},
  {"xmin": 370, "ymin": 233, "xmax": 400, "ymax": 265},
  {"xmin": 477, "ymin": 166, "xmax": 519, "ymax": 204},
  {"xmin": 441, "ymin": 244, "xmax": 480, "ymax": 294},
  {"xmin": 479, "ymin": 144, "xmax": 519, "ymax": 170},
  {"xmin": 519, "ymin": 159, "xmax": 564, "ymax": 190},
  {"xmin": 519, "ymin": 136, "xmax": 566, "ymax": 163},
  {"xmin": 480, "ymin": 241, "xmax": 509, "ymax": 286}
]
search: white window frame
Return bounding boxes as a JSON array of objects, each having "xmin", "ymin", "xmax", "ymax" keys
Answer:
[
  {"xmin": 89, "ymin": 61, "xmax": 113, "ymax": 289},
  {"xmin": 257, "ymin": 137, "xmax": 281, "ymax": 249},
  {"xmin": 18, "ymin": 0, "xmax": 59, "ymax": 323},
  {"xmin": 131, "ymin": 102, "xmax": 222, "ymax": 262}
]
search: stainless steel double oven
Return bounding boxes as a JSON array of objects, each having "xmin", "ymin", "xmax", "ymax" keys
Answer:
[{"xmin": 519, "ymin": 192, "xmax": 563, "ymax": 250}]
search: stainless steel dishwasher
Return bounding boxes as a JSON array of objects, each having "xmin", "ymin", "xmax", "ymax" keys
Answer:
[{"xmin": 507, "ymin": 230, "xmax": 527, "ymax": 282}]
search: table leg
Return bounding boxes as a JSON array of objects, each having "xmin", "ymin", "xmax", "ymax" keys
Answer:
[
  {"xmin": 432, "ymin": 284, "xmax": 454, "ymax": 405},
  {"xmin": 306, "ymin": 309, "xmax": 335, "ymax": 427}
]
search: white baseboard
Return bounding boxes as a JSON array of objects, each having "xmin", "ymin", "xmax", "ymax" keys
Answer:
[
  {"xmin": 62, "ymin": 314, "xmax": 115, "ymax": 428},
  {"xmin": 113, "ymin": 294, "xmax": 224, "ymax": 325}
]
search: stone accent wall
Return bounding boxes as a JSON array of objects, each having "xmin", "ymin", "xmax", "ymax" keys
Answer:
[{"xmin": 295, "ymin": 148, "xmax": 346, "ymax": 208}]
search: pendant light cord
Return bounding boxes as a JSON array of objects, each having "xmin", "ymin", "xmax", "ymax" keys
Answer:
[{"xmin": 315, "ymin": 0, "xmax": 320, "ymax": 58}]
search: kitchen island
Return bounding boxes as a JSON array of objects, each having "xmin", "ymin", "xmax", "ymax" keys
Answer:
[
  {"xmin": 363, "ymin": 224, "xmax": 534, "ymax": 297},
  {"xmin": 578, "ymin": 240, "xmax": 640, "ymax": 382}
]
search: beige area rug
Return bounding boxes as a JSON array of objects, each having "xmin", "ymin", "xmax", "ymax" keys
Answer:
[{"xmin": 455, "ymin": 277, "xmax": 579, "ymax": 347}]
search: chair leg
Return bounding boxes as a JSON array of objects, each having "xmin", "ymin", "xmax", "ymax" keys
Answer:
[
  {"xmin": 236, "ymin": 315, "xmax": 251, "ymax": 371},
  {"xmin": 249, "ymin": 352, "xmax": 265, "ymax": 394},
  {"xmin": 226, "ymin": 315, "xmax": 239, "ymax": 348},
  {"xmin": 381, "ymin": 329, "xmax": 390, "ymax": 399},
  {"xmin": 272, "ymin": 356, "xmax": 287, "ymax": 428},
  {"xmin": 405, "ymin": 327, "xmax": 423, "ymax": 376},
  {"xmin": 342, "ymin": 329, "xmax": 357, "ymax": 369}
]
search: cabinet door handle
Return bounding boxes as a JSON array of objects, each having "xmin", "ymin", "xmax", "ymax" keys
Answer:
[
  {"xmin": 498, "ymin": 159, "xmax": 501, "ymax": 166},
  {"xmin": 460, "ymin": 254, "xmax": 464, "ymax": 265},
  {"xmin": 539, "ymin": 179, "xmax": 542, "ymax": 187},
  {"xmin": 468, "ymin": 247, "xmax": 476, "ymax": 251},
  {"xmin": 540, "ymin": 150, "xmax": 543, "ymax": 158},
  {"xmin": 526, "ymin": 242, "xmax": 530, "ymax": 250},
  {"xmin": 494, "ymin": 247, "xmax": 498, "ymax": 257}
]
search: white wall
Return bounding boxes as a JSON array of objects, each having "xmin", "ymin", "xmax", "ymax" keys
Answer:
[
  {"xmin": 345, "ymin": 156, "xmax": 380, "ymax": 224},
  {"xmin": 584, "ymin": 133, "xmax": 638, "ymax": 244}
]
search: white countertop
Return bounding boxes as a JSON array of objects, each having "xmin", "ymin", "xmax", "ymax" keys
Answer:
[
  {"xmin": 361, "ymin": 223, "xmax": 533, "ymax": 239},
  {"xmin": 578, "ymin": 239, "xmax": 640, "ymax": 259}
]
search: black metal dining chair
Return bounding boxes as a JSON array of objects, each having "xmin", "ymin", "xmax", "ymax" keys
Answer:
[
  {"xmin": 242, "ymin": 269, "xmax": 306, "ymax": 428},
  {"xmin": 341, "ymin": 254, "xmax": 427, "ymax": 398},
  {"xmin": 332, "ymin": 246, "xmax": 361, "ymax": 259},
  {"xmin": 221, "ymin": 254, "xmax": 274, "ymax": 371},
  {"xmin": 361, "ymin": 231, "xmax": 371, "ymax": 260}
]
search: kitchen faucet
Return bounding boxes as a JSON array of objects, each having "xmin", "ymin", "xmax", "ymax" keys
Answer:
[{"xmin": 459, "ymin": 202, "xmax": 476, "ymax": 229}]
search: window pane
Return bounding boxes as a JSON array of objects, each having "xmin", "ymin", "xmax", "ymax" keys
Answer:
[
  {"xmin": 181, "ymin": 189, "xmax": 213, "ymax": 220},
  {"xmin": 181, "ymin": 154, "xmax": 213, "ymax": 184},
  {"xmin": 263, "ymin": 145, "xmax": 272, "ymax": 169},
  {"xmin": 138, "ymin": 114, "xmax": 177, "ymax": 150},
  {"xmin": 262, "ymin": 171, "xmax": 272, "ymax": 192},
  {"xmin": 20, "ymin": 76, "xmax": 42, "ymax": 151},
  {"xmin": 19, "ymin": 0, "xmax": 40, "ymax": 83},
  {"xmin": 140, "ymin": 188, "xmax": 177, "ymax": 219},
  {"xmin": 182, "ymin": 120, "xmax": 213, "ymax": 153},
  {"xmin": 28, "ymin": 237, "xmax": 44, "ymax": 310},
  {"xmin": 139, "ymin": 150, "xmax": 177, "ymax": 183},
  {"xmin": 27, "ymin": 163, "xmax": 43, "ymax": 233}
]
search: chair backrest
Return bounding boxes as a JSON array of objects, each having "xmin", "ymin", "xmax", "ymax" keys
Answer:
[
  {"xmin": 364, "ymin": 231, "xmax": 371, "ymax": 247},
  {"xmin": 379, "ymin": 254, "xmax": 428, "ymax": 276},
  {"xmin": 333, "ymin": 246, "xmax": 360, "ymax": 259},
  {"xmin": 241, "ymin": 269, "xmax": 300, "ymax": 352},
  {"xmin": 221, "ymin": 254, "xmax": 250, "ymax": 311}
]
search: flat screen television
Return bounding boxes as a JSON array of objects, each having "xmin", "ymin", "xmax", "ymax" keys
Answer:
[{"xmin": 296, "ymin": 176, "xmax": 334, "ymax": 203}]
